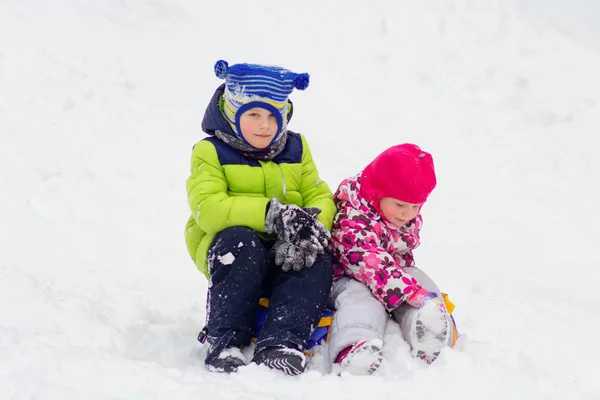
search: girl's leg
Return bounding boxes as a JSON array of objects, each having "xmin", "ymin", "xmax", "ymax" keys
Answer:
[
  {"xmin": 391, "ymin": 267, "xmax": 453, "ymax": 363},
  {"xmin": 328, "ymin": 278, "xmax": 388, "ymax": 374}
]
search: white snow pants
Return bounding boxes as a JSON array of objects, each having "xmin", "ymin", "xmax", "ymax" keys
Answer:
[{"xmin": 328, "ymin": 267, "xmax": 442, "ymax": 363}]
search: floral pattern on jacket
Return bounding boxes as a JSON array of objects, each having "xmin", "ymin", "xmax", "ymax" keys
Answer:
[{"xmin": 330, "ymin": 174, "xmax": 424, "ymax": 311}]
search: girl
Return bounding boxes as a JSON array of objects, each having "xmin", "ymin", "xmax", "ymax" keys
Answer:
[{"xmin": 327, "ymin": 143, "xmax": 457, "ymax": 375}]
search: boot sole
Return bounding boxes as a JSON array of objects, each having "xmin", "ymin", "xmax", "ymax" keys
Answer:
[
  {"xmin": 254, "ymin": 348, "xmax": 307, "ymax": 376},
  {"xmin": 409, "ymin": 301, "xmax": 451, "ymax": 363},
  {"xmin": 338, "ymin": 339, "xmax": 384, "ymax": 375}
]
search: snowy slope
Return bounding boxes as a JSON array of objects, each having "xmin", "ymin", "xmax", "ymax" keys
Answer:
[{"xmin": 1, "ymin": 0, "xmax": 600, "ymax": 399}]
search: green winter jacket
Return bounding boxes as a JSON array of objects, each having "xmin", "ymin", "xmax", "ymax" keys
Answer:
[
  {"xmin": 185, "ymin": 133, "xmax": 335, "ymax": 278},
  {"xmin": 185, "ymin": 86, "xmax": 335, "ymax": 278}
]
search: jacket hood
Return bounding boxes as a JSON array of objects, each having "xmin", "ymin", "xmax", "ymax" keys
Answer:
[{"xmin": 201, "ymin": 84, "xmax": 295, "ymax": 136}]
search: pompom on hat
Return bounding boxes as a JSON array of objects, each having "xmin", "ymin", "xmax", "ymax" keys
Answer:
[
  {"xmin": 213, "ymin": 60, "xmax": 309, "ymax": 141},
  {"xmin": 359, "ymin": 144, "xmax": 437, "ymax": 215}
]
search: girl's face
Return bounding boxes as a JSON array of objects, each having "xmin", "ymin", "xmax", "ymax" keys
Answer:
[
  {"xmin": 379, "ymin": 197, "xmax": 422, "ymax": 227},
  {"xmin": 238, "ymin": 107, "xmax": 278, "ymax": 149}
]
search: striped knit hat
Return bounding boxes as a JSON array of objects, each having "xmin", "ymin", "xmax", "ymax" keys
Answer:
[{"xmin": 214, "ymin": 60, "xmax": 309, "ymax": 141}]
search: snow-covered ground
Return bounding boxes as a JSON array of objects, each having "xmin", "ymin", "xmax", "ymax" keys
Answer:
[{"xmin": 1, "ymin": 1, "xmax": 599, "ymax": 399}]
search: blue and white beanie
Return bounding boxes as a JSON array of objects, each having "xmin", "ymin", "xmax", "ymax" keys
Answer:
[{"xmin": 214, "ymin": 60, "xmax": 309, "ymax": 140}]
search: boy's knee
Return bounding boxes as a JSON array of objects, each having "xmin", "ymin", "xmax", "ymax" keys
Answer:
[
  {"xmin": 212, "ymin": 226, "xmax": 261, "ymax": 247},
  {"xmin": 208, "ymin": 227, "xmax": 267, "ymax": 276}
]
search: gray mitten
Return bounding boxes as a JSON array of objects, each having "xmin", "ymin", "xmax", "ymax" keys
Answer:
[
  {"xmin": 271, "ymin": 241, "xmax": 319, "ymax": 272},
  {"xmin": 265, "ymin": 198, "xmax": 330, "ymax": 251}
]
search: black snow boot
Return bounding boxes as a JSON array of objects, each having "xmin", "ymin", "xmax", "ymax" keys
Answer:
[
  {"xmin": 206, "ymin": 345, "xmax": 247, "ymax": 373},
  {"xmin": 252, "ymin": 346, "xmax": 307, "ymax": 376}
]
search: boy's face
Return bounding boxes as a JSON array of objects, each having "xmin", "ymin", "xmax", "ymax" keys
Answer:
[
  {"xmin": 238, "ymin": 107, "xmax": 278, "ymax": 149},
  {"xmin": 379, "ymin": 197, "xmax": 421, "ymax": 227}
]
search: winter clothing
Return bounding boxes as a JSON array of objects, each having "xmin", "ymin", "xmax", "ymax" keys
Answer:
[
  {"xmin": 405, "ymin": 287, "xmax": 438, "ymax": 308},
  {"xmin": 333, "ymin": 338, "xmax": 383, "ymax": 376},
  {"xmin": 328, "ymin": 267, "xmax": 454, "ymax": 370},
  {"xmin": 390, "ymin": 270, "xmax": 454, "ymax": 364},
  {"xmin": 204, "ymin": 227, "xmax": 333, "ymax": 363},
  {"xmin": 272, "ymin": 241, "xmax": 317, "ymax": 272},
  {"xmin": 392, "ymin": 296, "xmax": 453, "ymax": 364},
  {"xmin": 214, "ymin": 60, "xmax": 309, "ymax": 140},
  {"xmin": 253, "ymin": 346, "xmax": 308, "ymax": 376},
  {"xmin": 360, "ymin": 144, "xmax": 436, "ymax": 215},
  {"xmin": 185, "ymin": 84, "xmax": 336, "ymax": 279},
  {"xmin": 202, "ymin": 83, "xmax": 290, "ymax": 160},
  {"xmin": 186, "ymin": 62, "xmax": 335, "ymax": 375},
  {"xmin": 328, "ymin": 277, "xmax": 388, "ymax": 370},
  {"xmin": 252, "ymin": 298, "xmax": 334, "ymax": 352},
  {"xmin": 330, "ymin": 174, "xmax": 425, "ymax": 311},
  {"xmin": 327, "ymin": 140, "xmax": 455, "ymax": 368},
  {"xmin": 268, "ymin": 204, "xmax": 328, "ymax": 271},
  {"xmin": 205, "ymin": 346, "xmax": 247, "ymax": 373},
  {"xmin": 265, "ymin": 198, "xmax": 330, "ymax": 255}
]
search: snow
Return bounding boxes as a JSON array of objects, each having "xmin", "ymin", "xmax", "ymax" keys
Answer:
[
  {"xmin": 217, "ymin": 347, "xmax": 245, "ymax": 362},
  {"xmin": 218, "ymin": 252, "xmax": 236, "ymax": 266},
  {"xmin": 1, "ymin": 0, "xmax": 600, "ymax": 399}
]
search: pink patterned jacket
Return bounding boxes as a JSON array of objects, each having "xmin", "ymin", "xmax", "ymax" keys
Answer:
[{"xmin": 330, "ymin": 174, "xmax": 425, "ymax": 312}]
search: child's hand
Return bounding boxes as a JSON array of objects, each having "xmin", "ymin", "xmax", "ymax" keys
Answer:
[
  {"xmin": 271, "ymin": 240, "xmax": 318, "ymax": 272},
  {"xmin": 406, "ymin": 289, "xmax": 444, "ymax": 309},
  {"xmin": 265, "ymin": 198, "xmax": 331, "ymax": 251}
]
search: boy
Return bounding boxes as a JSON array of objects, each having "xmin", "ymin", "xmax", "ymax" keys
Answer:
[{"xmin": 185, "ymin": 60, "xmax": 335, "ymax": 375}]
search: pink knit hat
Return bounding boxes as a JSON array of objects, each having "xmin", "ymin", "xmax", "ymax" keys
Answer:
[{"xmin": 359, "ymin": 144, "xmax": 436, "ymax": 215}]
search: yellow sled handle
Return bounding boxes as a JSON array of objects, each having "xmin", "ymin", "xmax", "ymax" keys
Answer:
[{"xmin": 442, "ymin": 293, "xmax": 455, "ymax": 314}]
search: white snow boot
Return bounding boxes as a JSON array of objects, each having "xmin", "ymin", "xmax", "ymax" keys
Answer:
[
  {"xmin": 393, "ymin": 299, "xmax": 452, "ymax": 364},
  {"xmin": 333, "ymin": 338, "xmax": 384, "ymax": 375}
]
